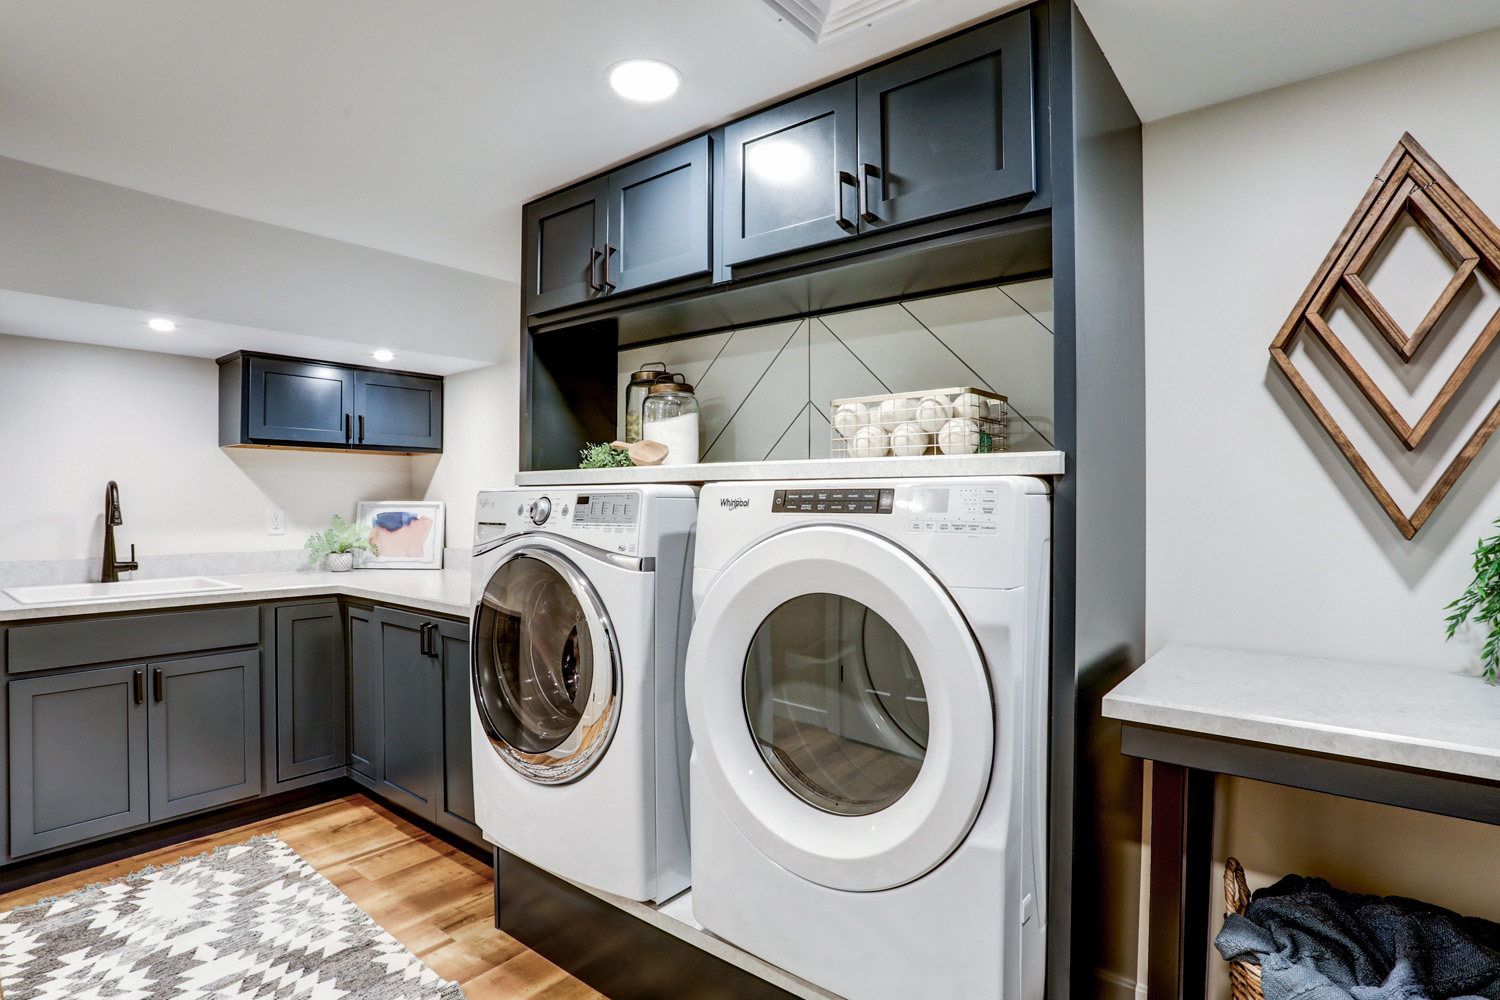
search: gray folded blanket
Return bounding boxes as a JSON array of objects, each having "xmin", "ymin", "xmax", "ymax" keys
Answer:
[{"xmin": 1214, "ymin": 874, "xmax": 1500, "ymax": 1000}]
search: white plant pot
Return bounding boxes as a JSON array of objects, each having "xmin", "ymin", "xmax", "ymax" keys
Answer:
[{"xmin": 326, "ymin": 552, "xmax": 354, "ymax": 573}]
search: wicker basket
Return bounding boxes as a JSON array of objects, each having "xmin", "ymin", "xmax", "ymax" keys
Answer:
[{"xmin": 1224, "ymin": 858, "xmax": 1265, "ymax": 1000}]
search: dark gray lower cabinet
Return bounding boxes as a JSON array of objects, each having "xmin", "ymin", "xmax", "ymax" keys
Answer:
[
  {"xmin": 9, "ymin": 665, "xmax": 149, "ymax": 857},
  {"xmin": 347, "ymin": 605, "xmax": 383, "ymax": 780},
  {"xmin": 148, "ymin": 651, "xmax": 261, "ymax": 821},
  {"xmin": 275, "ymin": 603, "xmax": 347, "ymax": 781},
  {"xmin": 353, "ymin": 607, "xmax": 482, "ymax": 846}
]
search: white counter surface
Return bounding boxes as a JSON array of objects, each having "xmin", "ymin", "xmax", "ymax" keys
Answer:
[
  {"xmin": 0, "ymin": 567, "xmax": 471, "ymax": 624},
  {"xmin": 515, "ymin": 450, "xmax": 1065, "ymax": 487},
  {"xmin": 1103, "ymin": 643, "xmax": 1500, "ymax": 782}
]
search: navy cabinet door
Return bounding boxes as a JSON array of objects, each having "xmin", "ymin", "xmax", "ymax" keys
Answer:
[
  {"xmin": 606, "ymin": 136, "xmax": 712, "ymax": 294},
  {"xmin": 148, "ymin": 650, "xmax": 262, "ymax": 822},
  {"xmin": 275, "ymin": 603, "xmax": 347, "ymax": 782},
  {"xmin": 348, "ymin": 606, "xmax": 382, "ymax": 780},
  {"xmin": 247, "ymin": 357, "xmax": 355, "ymax": 446},
  {"xmin": 434, "ymin": 621, "xmax": 484, "ymax": 847},
  {"xmin": 354, "ymin": 371, "xmax": 443, "ymax": 452},
  {"xmin": 724, "ymin": 82, "xmax": 858, "ymax": 265},
  {"xmin": 9, "ymin": 665, "xmax": 149, "ymax": 857},
  {"xmin": 855, "ymin": 12, "xmax": 1035, "ymax": 230},
  {"xmin": 524, "ymin": 178, "xmax": 608, "ymax": 316},
  {"xmin": 374, "ymin": 608, "xmax": 442, "ymax": 820}
]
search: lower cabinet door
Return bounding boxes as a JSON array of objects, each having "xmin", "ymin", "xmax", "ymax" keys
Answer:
[
  {"xmin": 348, "ymin": 606, "xmax": 383, "ymax": 780},
  {"xmin": 275, "ymin": 602, "xmax": 347, "ymax": 781},
  {"xmin": 9, "ymin": 665, "xmax": 149, "ymax": 857},
  {"xmin": 435, "ymin": 622, "xmax": 484, "ymax": 846},
  {"xmin": 375, "ymin": 608, "xmax": 442, "ymax": 820},
  {"xmin": 147, "ymin": 650, "xmax": 262, "ymax": 822}
]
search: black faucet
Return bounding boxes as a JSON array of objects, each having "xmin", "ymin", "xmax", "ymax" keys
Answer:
[{"xmin": 102, "ymin": 480, "xmax": 139, "ymax": 583}]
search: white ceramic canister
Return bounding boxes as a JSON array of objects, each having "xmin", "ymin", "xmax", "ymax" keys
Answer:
[{"xmin": 642, "ymin": 377, "xmax": 700, "ymax": 466}]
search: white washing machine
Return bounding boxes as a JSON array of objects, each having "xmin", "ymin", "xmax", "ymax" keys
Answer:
[
  {"xmin": 469, "ymin": 485, "xmax": 697, "ymax": 903},
  {"xmin": 685, "ymin": 477, "xmax": 1050, "ymax": 1000}
]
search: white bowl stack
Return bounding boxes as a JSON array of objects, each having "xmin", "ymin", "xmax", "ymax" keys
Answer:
[{"xmin": 829, "ymin": 387, "xmax": 1008, "ymax": 459}]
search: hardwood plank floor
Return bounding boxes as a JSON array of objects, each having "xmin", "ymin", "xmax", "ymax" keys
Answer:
[{"xmin": 0, "ymin": 792, "xmax": 608, "ymax": 1000}]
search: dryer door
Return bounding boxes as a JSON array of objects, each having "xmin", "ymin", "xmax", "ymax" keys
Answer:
[
  {"xmin": 472, "ymin": 546, "xmax": 621, "ymax": 783},
  {"xmin": 686, "ymin": 525, "xmax": 996, "ymax": 892}
]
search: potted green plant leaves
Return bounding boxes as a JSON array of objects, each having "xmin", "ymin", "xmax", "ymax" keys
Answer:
[
  {"xmin": 306, "ymin": 514, "xmax": 378, "ymax": 572},
  {"xmin": 1445, "ymin": 517, "xmax": 1500, "ymax": 682}
]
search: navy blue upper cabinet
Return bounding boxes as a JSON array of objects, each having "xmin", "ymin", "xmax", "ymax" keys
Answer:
[
  {"xmin": 524, "ymin": 179, "xmax": 609, "ymax": 315},
  {"xmin": 855, "ymin": 12, "xmax": 1035, "ymax": 230},
  {"xmin": 524, "ymin": 136, "xmax": 712, "ymax": 317},
  {"xmin": 724, "ymin": 83, "xmax": 859, "ymax": 266},
  {"xmin": 219, "ymin": 352, "xmax": 443, "ymax": 454}
]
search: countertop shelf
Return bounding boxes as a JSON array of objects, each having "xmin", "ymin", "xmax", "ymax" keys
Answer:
[{"xmin": 515, "ymin": 450, "xmax": 1066, "ymax": 487}]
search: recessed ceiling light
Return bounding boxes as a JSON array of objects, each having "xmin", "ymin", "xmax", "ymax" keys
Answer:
[
  {"xmin": 608, "ymin": 59, "xmax": 681, "ymax": 103},
  {"xmin": 147, "ymin": 317, "xmax": 176, "ymax": 332},
  {"xmin": 372, "ymin": 349, "xmax": 395, "ymax": 363}
]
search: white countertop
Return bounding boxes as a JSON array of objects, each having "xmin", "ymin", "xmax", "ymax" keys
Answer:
[
  {"xmin": 0, "ymin": 567, "xmax": 471, "ymax": 624},
  {"xmin": 1103, "ymin": 643, "xmax": 1500, "ymax": 782},
  {"xmin": 514, "ymin": 450, "xmax": 1065, "ymax": 487}
]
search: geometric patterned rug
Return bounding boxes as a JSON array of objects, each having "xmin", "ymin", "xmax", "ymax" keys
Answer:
[{"xmin": 0, "ymin": 834, "xmax": 467, "ymax": 999}]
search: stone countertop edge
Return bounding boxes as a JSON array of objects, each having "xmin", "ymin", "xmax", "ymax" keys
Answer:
[
  {"xmin": 1103, "ymin": 643, "xmax": 1500, "ymax": 783},
  {"xmin": 514, "ymin": 450, "xmax": 1067, "ymax": 487},
  {"xmin": 0, "ymin": 568, "xmax": 471, "ymax": 624}
]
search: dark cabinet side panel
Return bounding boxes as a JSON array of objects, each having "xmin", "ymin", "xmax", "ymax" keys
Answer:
[
  {"xmin": 9, "ymin": 665, "xmax": 149, "ymax": 857},
  {"xmin": 354, "ymin": 371, "xmax": 443, "ymax": 452},
  {"xmin": 147, "ymin": 650, "xmax": 262, "ymax": 822},
  {"xmin": 348, "ymin": 606, "xmax": 383, "ymax": 781},
  {"xmin": 436, "ymin": 623, "xmax": 483, "ymax": 847},
  {"xmin": 856, "ymin": 11, "xmax": 1035, "ymax": 229},
  {"xmin": 275, "ymin": 603, "xmax": 348, "ymax": 781}
]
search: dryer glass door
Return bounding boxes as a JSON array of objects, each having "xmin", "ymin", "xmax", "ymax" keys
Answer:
[{"xmin": 473, "ymin": 548, "xmax": 621, "ymax": 783}]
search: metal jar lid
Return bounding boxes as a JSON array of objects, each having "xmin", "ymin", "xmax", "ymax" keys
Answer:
[
  {"xmin": 628, "ymin": 362, "xmax": 670, "ymax": 385},
  {"xmin": 648, "ymin": 374, "xmax": 693, "ymax": 394}
]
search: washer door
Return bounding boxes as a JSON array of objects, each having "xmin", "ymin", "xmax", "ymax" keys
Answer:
[
  {"xmin": 472, "ymin": 546, "xmax": 621, "ymax": 783},
  {"xmin": 686, "ymin": 525, "xmax": 995, "ymax": 892}
]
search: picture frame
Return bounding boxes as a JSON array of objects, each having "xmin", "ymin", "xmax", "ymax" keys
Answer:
[{"xmin": 353, "ymin": 500, "xmax": 445, "ymax": 570}]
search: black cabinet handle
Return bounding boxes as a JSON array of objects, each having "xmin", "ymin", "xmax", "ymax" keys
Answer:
[
  {"xmin": 421, "ymin": 622, "xmax": 442, "ymax": 658},
  {"xmin": 358, "ymin": 414, "xmax": 365, "ymax": 443},
  {"xmin": 858, "ymin": 162, "xmax": 880, "ymax": 223},
  {"xmin": 133, "ymin": 670, "xmax": 143, "ymax": 706},
  {"xmin": 588, "ymin": 246, "xmax": 604, "ymax": 292},
  {"xmin": 835, "ymin": 170, "xmax": 858, "ymax": 232},
  {"xmin": 152, "ymin": 667, "xmax": 163, "ymax": 704},
  {"xmin": 601, "ymin": 244, "xmax": 617, "ymax": 292},
  {"xmin": 345, "ymin": 413, "xmax": 352, "ymax": 442}
]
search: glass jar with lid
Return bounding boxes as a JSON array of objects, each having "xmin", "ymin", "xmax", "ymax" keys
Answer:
[
  {"xmin": 624, "ymin": 362, "xmax": 670, "ymax": 443},
  {"xmin": 641, "ymin": 376, "xmax": 700, "ymax": 466}
]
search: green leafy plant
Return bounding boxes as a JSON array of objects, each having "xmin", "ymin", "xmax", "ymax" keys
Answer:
[
  {"xmin": 578, "ymin": 442, "xmax": 632, "ymax": 469},
  {"xmin": 305, "ymin": 514, "xmax": 378, "ymax": 565},
  {"xmin": 1445, "ymin": 517, "xmax": 1500, "ymax": 682}
]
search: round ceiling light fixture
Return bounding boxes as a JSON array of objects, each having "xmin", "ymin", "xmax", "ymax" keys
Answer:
[
  {"xmin": 147, "ymin": 317, "xmax": 177, "ymax": 332},
  {"xmin": 372, "ymin": 349, "xmax": 395, "ymax": 363},
  {"xmin": 607, "ymin": 59, "xmax": 681, "ymax": 103}
]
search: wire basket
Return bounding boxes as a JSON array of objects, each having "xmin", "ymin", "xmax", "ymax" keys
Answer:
[{"xmin": 830, "ymin": 387, "xmax": 1009, "ymax": 459}]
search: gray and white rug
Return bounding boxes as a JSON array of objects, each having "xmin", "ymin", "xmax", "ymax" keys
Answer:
[{"xmin": 0, "ymin": 834, "xmax": 467, "ymax": 999}]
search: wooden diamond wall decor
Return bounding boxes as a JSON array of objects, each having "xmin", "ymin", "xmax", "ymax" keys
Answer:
[{"xmin": 1271, "ymin": 133, "xmax": 1500, "ymax": 539}]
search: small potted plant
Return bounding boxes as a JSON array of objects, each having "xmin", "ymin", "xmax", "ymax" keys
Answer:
[
  {"xmin": 306, "ymin": 514, "xmax": 377, "ymax": 572},
  {"xmin": 1445, "ymin": 516, "xmax": 1500, "ymax": 682}
]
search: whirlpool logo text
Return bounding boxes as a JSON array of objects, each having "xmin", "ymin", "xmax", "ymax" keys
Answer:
[{"xmin": 719, "ymin": 497, "xmax": 750, "ymax": 509}]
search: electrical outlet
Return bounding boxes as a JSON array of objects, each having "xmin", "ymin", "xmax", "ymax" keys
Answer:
[{"xmin": 267, "ymin": 509, "xmax": 285, "ymax": 535}]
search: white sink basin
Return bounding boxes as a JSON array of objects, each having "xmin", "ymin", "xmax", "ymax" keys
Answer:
[{"xmin": 3, "ymin": 576, "xmax": 243, "ymax": 607}]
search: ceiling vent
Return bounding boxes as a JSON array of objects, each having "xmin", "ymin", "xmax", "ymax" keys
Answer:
[{"xmin": 758, "ymin": 0, "xmax": 934, "ymax": 44}]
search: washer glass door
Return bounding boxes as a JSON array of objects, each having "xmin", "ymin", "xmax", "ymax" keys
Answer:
[{"xmin": 472, "ymin": 547, "xmax": 620, "ymax": 783}]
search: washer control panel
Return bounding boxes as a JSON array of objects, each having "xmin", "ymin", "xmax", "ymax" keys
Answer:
[
  {"xmin": 572, "ymin": 493, "xmax": 639, "ymax": 525},
  {"xmin": 772, "ymin": 488, "xmax": 894, "ymax": 514},
  {"xmin": 905, "ymin": 485, "xmax": 1002, "ymax": 534}
]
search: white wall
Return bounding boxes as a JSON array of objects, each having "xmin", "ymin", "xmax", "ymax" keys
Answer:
[
  {"xmin": 1143, "ymin": 24, "xmax": 1500, "ymax": 998},
  {"xmin": 415, "ymin": 357, "xmax": 521, "ymax": 550},
  {"xmin": 0, "ymin": 333, "xmax": 415, "ymax": 564}
]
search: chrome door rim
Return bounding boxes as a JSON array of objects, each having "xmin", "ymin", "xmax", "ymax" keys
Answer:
[{"xmin": 472, "ymin": 545, "xmax": 622, "ymax": 784}]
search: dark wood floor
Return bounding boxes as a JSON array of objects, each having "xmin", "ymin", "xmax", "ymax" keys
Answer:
[{"xmin": 0, "ymin": 793, "xmax": 608, "ymax": 1000}]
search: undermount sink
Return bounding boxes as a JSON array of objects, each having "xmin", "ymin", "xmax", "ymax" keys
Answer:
[{"xmin": 3, "ymin": 576, "xmax": 243, "ymax": 607}]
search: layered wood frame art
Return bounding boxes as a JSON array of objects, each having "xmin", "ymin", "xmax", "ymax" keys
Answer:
[{"xmin": 1271, "ymin": 133, "xmax": 1500, "ymax": 538}]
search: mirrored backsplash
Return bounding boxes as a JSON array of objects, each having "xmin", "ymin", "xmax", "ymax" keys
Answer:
[{"xmin": 616, "ymin": 277, "xmax": 1053, "ymax": 463}]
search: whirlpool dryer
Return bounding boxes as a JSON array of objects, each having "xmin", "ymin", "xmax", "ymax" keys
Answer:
[
  {"xmin": 685, "ymin": 477, "xmax": 1050, "ymax": 1000},
  {"xmin": 470, "ymin": 485, "xmax": 697, "ymax": 902}
]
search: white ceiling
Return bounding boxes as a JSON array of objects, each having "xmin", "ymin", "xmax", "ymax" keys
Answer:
[
  {"xmin": 0, "ymin": 0, "xmax": 1016, "ymax": 283},
  {"xmin": 1074, "ymin": 0, "xmax": 1500, "ymax": 123}
]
